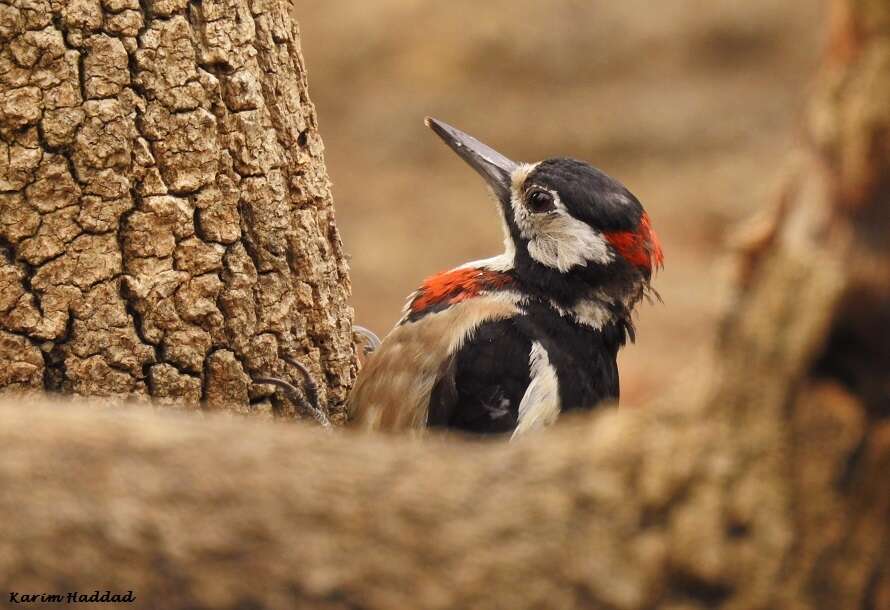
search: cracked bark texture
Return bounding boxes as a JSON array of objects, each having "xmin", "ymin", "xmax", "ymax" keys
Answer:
[
  {"xmin": 0, "ymin": 1, "xmax": 888, "ymax": 609},
  {"xmin": 0, "ymin": 0, "xmax": 356, "ymax": 417}
]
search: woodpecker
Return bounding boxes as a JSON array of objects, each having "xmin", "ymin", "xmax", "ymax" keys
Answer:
[{"xmin": 348, "ymin": 118, "xmax": 663, "ymax": 438}]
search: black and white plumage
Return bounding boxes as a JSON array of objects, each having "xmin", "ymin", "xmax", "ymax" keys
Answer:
[{"xmin": 348, "ymin": 118, "xmax": 663, "ymax": 438}]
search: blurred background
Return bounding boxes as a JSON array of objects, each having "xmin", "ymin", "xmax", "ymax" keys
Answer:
[{"xmin": 297, "ymin": 1, "xmax": 825, "ymax": 406}]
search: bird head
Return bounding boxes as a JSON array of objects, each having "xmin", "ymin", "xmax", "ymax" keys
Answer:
[{"xmin": 426, "ymin": 117, "xmax": 663, "ymax": 309}]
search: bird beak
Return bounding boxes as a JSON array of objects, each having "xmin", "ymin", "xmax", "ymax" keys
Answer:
[{"xmin": 425, "ymin": 117, "xmax": 518, "ymax": 202}]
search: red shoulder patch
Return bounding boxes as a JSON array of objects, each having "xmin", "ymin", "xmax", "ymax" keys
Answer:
[
  {"xmin": 411, "ymin": 268, "xmax": 513, "ymax": 314},
  {"xmin": 603, "ymin": 212, "xmax": 664, "ymax": 272}
]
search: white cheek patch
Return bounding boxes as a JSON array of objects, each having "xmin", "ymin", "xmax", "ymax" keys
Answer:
[
  {"xmin": 548, "ymin": 296, "xmax": 613, "ymax": 330},
  {"xmin": 571, "ymin": 297, "xmax": 612, "ymax": 328},
  {"xmin": 523, "ymin": 209, "xmax": 613, "ymax": 272},
  {"xmin": 512, "ymin": 341, "xmax": 561, "ymax": 439},
  {"xmin": 509, "ymin": 170, "xmax": 613, "ymax": 272}
]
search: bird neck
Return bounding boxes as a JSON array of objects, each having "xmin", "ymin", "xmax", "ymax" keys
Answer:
[
  {"xmin": 470, "ymin": 246, "xmax": 643, "ymax": 334},
  {"xmin": 510, "ymin": 247, "xmax": 640, "ymax": 314}
]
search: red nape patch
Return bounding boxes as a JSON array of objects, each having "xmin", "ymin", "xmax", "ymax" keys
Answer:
[
  {"xmin": 603, "ymin": 213, "xmax": 664, "ymax": 271},
  {"xmin": 411, "ymin": 268, "xmax": 513, "ymax": 313}
]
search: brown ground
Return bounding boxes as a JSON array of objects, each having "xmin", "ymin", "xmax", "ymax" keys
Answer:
[{"xmin": 296, "ymin": 1, "xmax": 825, "ymax": 405}]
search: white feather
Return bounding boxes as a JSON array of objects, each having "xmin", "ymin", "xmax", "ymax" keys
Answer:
[{"xmin": 512, "ymin": 341, "xmax": 561, "ymax": 438}]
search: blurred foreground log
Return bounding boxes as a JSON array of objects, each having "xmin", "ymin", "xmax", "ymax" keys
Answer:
[{"xmin": 0, "ymin": 0, "xmax": 888, "ymax": 609}]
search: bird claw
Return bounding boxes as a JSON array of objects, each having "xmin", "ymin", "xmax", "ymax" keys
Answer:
[
  {"xmin": 254, "ymin": 328, "xmax": 378, "ymax": 426},
  {"xmin": 353, "ymin": 325, "xmax": 381, "ymax": 354},
  {"xmin": 255, "ymin": 354, "xmax": 330, "ymax": 428}
]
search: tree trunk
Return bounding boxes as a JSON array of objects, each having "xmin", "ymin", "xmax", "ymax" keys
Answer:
[
  {"xmin": 0, "ymin": 1, "xmax": 888, "ymax": 609},
  {"xmin": 0, "ymin": 0, "xmax": 355, "ymax": 418}
]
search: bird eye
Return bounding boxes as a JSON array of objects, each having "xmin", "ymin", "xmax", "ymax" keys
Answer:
[{"xmin": 527, "ymin": 189, "xmax": 555, "ymax": 213}]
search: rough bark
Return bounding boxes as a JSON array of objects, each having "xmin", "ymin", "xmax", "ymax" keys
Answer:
[
  {"xmin": 0, "ymin": 1, "xmax": 888, "ymax": 609},
  {"xmin": 0, "ymin": 0, "xmax": 355, "ymax": 417}
]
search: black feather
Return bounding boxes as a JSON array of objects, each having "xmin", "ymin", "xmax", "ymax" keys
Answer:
[{"xmin": 427, "ymin": 299, "xmax": 624, "ymax": 435}]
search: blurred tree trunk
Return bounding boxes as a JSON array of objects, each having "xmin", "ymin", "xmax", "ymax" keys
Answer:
[
  {"xmin": 699, "ymin": 0, "xmax": 890, "ymax": 606},
  {"xmin": 0, "ymin": 1, "xmax": 887, "ymax": 609},
  {"xmin": 0, "ymin": 0, "xmax": 355, "ymax": 417}
]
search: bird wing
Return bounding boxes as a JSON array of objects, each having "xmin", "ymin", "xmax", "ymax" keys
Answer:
[
  {"xmin": 428, "ymin": 317, "xmax": 564, "ymax": 437},
  {"xmin": 347, "ymin": 293, "xmax": 522, "ymax": 432},
  {"xmin": 427, "ymin": 317, "xmax": 537, "ymax": 434}
]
